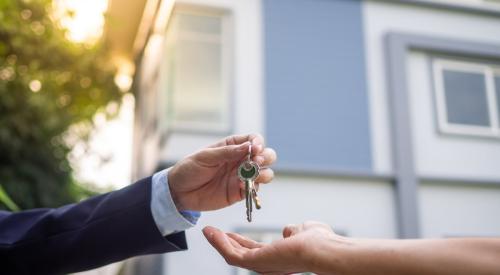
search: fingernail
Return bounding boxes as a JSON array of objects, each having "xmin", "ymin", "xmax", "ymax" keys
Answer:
[
  {"xmin": 238, "ymin": 142, "xmax": 250, "ymax": 151},
  {"xmin": 254, "ymin": 144, "xmax": 263, "ymax": 152},
  {"xmin": 254, "ymin": 156, "xmax": 265, "ymax": 165}
]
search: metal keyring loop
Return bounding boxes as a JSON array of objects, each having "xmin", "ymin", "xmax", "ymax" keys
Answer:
[{"xmin": 247, "ymin": 143, "xmax": 252, "ymax": 162}]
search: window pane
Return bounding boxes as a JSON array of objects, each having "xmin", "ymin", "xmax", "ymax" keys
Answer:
[
  {"xmin": 496, "ymin": 76, "xmax": 500, "ymax": 124},
  {"xmin": 173, "ymin": 39, "xmax": 224, "ymax": 124},
  {"xmin": 177, "ymin": 13, "xmax": 221, "ymax": 34},
  {"xmin": 443, "ymin": 70, "xmax": 490, "ymax": 127},
  {"xmin": 166, "ymin": 11, "xmax": 229, "ymax": 131}
]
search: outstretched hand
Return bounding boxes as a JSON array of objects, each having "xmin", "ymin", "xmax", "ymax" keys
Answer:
[
  {"xmin": 205, "ymin": 220, "xmax": 500, "ymax": 275},
  {"xmin": 167, "ymin": 134, "xmax": 277, "ymax": 211},
  {"xmin": 202, "ymin": 221, "xmax": 347, "ymax": 275}
]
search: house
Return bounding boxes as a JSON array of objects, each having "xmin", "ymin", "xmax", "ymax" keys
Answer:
[{"xmin": 109, "ymin": 0, "xmax": 500, "ymax": 274}]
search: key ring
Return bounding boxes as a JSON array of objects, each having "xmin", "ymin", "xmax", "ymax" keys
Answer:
[
  {"xmin": 238, "ymin": 143, "xmax": 260, "ymax": 181},
  {"xmin": 247, "ymin": 143, "xmax": 252, "ymax": 162}
]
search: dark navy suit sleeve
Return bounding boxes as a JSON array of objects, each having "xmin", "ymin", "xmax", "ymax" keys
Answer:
[{"xmin": 0, "ymin": 176, "xmax": 187, "ymax": 275}]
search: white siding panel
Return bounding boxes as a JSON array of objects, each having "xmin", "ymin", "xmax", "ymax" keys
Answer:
[{"xmin": 419, "ymin": 183, "xmax": 500, "ymax": 237}]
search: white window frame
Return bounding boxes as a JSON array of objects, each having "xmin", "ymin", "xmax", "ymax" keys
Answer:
[
  {"xmin": 164, "ymin": 5, "xmax": 233, "ymax": 134},
  {"xmin": 417, "ymin": 0, "xmax": 500, "ymax": 11},
  {"xmin": 433, "ymin": 59, "xmax": 500, "ymax": 138}
]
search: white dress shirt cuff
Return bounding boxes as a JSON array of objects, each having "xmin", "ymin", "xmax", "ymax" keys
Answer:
[{"xmin": 150, "ymin": 169, "xmax": 201, "ymax": 236}]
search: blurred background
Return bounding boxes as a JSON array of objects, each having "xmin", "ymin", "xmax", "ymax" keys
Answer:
[{"xmin": 2, "ymin": 0, "xmax": 500, "ymax": 274}]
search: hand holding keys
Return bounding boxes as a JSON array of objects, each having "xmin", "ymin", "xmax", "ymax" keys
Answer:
[
  {"xmin": 238, "ymin": 143, "xmax": 262, "ymax": 222},
  {"xmin": 168, "ymin": 134, "xmax": 275, "ymax": 212}
]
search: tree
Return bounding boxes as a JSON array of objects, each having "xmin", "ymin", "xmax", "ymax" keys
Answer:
[{"xmin": 0, "ymin": 0, "xmax": 122, "ymax": 210}]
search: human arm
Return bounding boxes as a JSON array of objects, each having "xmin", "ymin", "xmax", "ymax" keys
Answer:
[
  {"xmin": 0, "ymin": 177, "xmax": 186, "ymax": 275},
  {"xmin": 203, "ymin": 221, "xmax": 500, "ymax": 275},
  {"xmin": 0, "ymin": 133, "xmax": 277, "ymax": 274}
]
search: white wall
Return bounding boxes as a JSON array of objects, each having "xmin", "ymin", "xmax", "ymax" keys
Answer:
[
  {"xmin": 363, "ymin": 0, "xmax": 500, "ymax": 176},
  {"xmin": 408, "ymin": 51, "xmax": 500, "ymax": 179},
  {"xmin": 164, "ymin": 175, "xmax": 396, "ymax": 275},
  {"xmin": 134, "ymin": 32, "xmax": 165, "ymax": 178},
  {"xmin": 419, "ymin": 182, "xmax": 500, "ymax": 237}
]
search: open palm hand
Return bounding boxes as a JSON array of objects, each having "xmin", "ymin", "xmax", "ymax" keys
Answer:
[{"xmin": 203, "ymin": 221, "xmax": 342, "ymax": 275}]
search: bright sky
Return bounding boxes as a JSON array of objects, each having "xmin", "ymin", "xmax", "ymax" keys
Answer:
[
  {"xmin": 54, "ymin": 0, "xmax": 108, "ymax": 43},
  {"xmin": 72, "ymin": 95, "xmax": 134, "ymax": 190},
  {"xmin": 55, "ymin": 0, "xmax": 135, "ymax": 189}
]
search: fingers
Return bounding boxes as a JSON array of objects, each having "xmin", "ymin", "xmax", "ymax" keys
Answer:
[
  {"xmin": 196, "ymin": 142, "xmax": 251, "ymax": 166},
  {"xmin": 207, "ymin": 133, "xmax": 276, "ymax": 167},
  {"xmin": 203, "ymin": 226, "xmax": 231, "ymax": 253},
  {"xmin": 227, "ymin": 232, "xmax": 263, "ymax": 249},
  {"xmin": 251, "ymin": 143, "xmax": 264, "ymax": 156},
  {"xmin": 256, "ymin": 168, "xmax": 274, "ymax": 184},
  {"xmin": 253, "ymin": 148, "xmax": 277, "ymax": 167},
  {"xmin": 282, "ymin": 224, "xmax": 300, "ymax": 238},
  {"xmin": 282, "ymin": 221, "xmax": 334, "ymax": 239},
  {"xmin": 211, "ymin": 133, "xmax": 267, "ymax": 157},
  {"xmin": 228, "ymin": 236, "xmax": 244, "ymax": 249},
  {"xmin": 203, "ymin": 226, "xmax": 243, "ymax": 265}
]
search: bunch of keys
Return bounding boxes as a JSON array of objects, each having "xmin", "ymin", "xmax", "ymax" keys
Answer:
[{"xmin": 237, "ymin": 143, "xmax": 262, "ymax": 222}]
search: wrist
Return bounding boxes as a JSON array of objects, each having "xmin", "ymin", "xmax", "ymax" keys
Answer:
[
  {"xmin": 302, "ymin": 241, "xmax": 320, "ymax": 273},
  {"xmin": 307, "ymin": 235, "xmax": 356, "ymax": 275},
  {"xmin": 167, "ymin": 167, "xmax": 187, "ymax": 211},
  {"xmin": 169, "ymin": 187, "xmax": 186, "ymax": 211}
]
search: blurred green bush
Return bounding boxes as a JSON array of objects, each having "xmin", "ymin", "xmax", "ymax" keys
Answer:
[{"xmin": 0, "ymin": 0, "xmax": 122, "ymax": 210}]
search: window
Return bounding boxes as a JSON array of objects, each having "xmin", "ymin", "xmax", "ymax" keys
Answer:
[
  {"xmin": 433, "ymin": 59, "xmax": 500, "ymax": 137},
  {"xmin": 163, "ymin": 6, "xmax": 231, "ymax": 132}
]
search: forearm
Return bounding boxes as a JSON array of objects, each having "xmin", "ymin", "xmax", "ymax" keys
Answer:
[
  {"xmin": 0, "ymin": 177, "xmax": 186, "ymax": 274},
  {"xmin": 310, "ymin": 238, "xmax": 500, "ymax": 275}
]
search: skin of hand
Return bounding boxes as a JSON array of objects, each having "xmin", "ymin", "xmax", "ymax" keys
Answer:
[
  {"xmin": 167, "ymin": 134, "xmax": 277, "ymax": 211},
  {"xmin": 203, "ymin": 221, "xmax": 500, "ymax": 275},
  {"xmin": 202, "ymin": 221, "xmax": 350, "ymax": 275}
]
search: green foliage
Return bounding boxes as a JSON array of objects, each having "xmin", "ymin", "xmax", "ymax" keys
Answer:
[
  {"xmin": 0, "ymin": 184, "xmax": 20, "ymax": 211},
  {"xmin": 0, "ymin": 0, "xmax": 122, "ymax": 209}
]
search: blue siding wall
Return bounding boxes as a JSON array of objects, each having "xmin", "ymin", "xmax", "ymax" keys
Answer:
[{"xmin": 263, "ymin": 0, "xmax": 372, "ymax": 171}]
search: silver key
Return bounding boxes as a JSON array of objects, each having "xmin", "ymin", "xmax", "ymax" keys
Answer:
[{"xmin": 237, "ymin": 144, "xmax": 261, "ymax": 222}]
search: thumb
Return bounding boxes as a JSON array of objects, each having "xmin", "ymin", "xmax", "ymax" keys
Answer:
[
  {"xmin": 196, "ymin": 142, "xmax": 250, "ymax": 165},
  {"xmin": 283, "ymin": 224, "xmax": 300, "ymax": 238}
]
